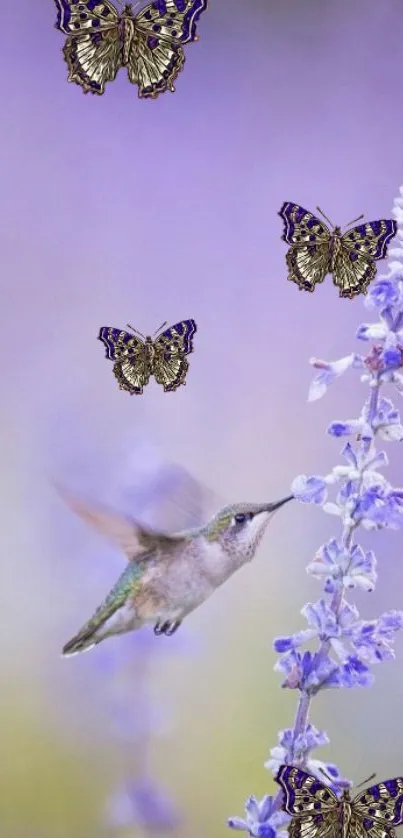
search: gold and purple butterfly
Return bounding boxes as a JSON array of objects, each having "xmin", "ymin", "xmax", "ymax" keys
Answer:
[
  {"xmin": 279, "ymin": 202, "xmax": 397, "ymax": 299},
  {"xmin": 276, "ymin": 764, "xmax": 403, "ymax": 838},
  {"xmin": 53, "ymin": 0, "xmax": 208, "ymax": 97},
  {"xmin": 98, "ymin": 319, "xmax": 197, "ymax": 394}
]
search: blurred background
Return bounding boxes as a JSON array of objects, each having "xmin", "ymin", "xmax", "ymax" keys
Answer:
[{"xmin": 2, "ymin": 0, "xmax": 403, "ymax": 835}]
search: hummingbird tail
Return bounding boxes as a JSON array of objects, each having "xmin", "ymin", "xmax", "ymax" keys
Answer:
[
  {"xmin": 62, "ymin": 628, "xmax": 99, "ymax": 657},
  {"xmin": 62, "ymin": 563, "xmax": 142, "ymax": 657}
]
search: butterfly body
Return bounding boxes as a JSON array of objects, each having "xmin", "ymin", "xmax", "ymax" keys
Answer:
[
  {"xmin": 119, "ymin": 6, "xmax": 135, "ymax": 65},
  {"xmin": 54, "ymin": 0, "xmax": 207, "ymax": 97},
  {"xmin": 98, "ymin": 319, "xmax": 197, "ymax": 394},
  {"xmin": 279, "ymin": 202, "xmax": 397, "ymax": 298},
  {"xmin": 328, "ymin": 227, "xmax": 342, "ymax": 272},
  {"xmin": 332, "ymin": 796, "xmax": 356, "ymax": 838},
  {"xmin": 341, "ymin": 798, "xmax": 352, "ymax": 838},
  {"xmin": 276, "ymin": 765, "xmax": 403, "ymax": 838}
]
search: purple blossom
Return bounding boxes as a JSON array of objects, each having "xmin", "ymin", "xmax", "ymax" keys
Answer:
[
  {"xmin": 265, "ymin": 724, "xmax": 329, "ymax": 773},
  {"xmin": 275, "ymin": 650, "xmax": 373, "ymax": 691},
  {"xmin": 337, "ymin": 655, "xmax": 374, "ymax": 688},
  {"xmin": 229, "ymin": 188, "xmax": 403, "ymax": 838},
  {"xmin": 356, "ymin": 321, "xmax": 390, "ymax": 342},
  {"xmin": 274, "ymin": 649, "xmax": 373, "ymax": 691},
  {"xmin": 355, "ymin": 485, "xmax": 403, "ymax": 529},
  {"xmin": 274, "ymin": 649, "xmax": 340, "ymax": 692},
  {"xmin": 346, "ymin": 611, "xmax": 403, "ymax": 664},
  {"xmin": 92, "ymin": 458, "xmax": 204, "ymax": 836},
  {"xmin": 307, "ymin": 355, "xmax": 362, "ymax": 402},
  {"xmin": 383, "ymin": 347, "xmax": 403, "ymax": 367},
  {"xmin": 264, "ymin": 726, "xmax": 351, "ymax": 794},
  {"xmin": 372, "ymin": 398, "xmax": 403, "ymax": 440},
  {"xmin": 107, "ymin": 777, "xmax": 180, "ymax": 832},
  {"xmin": 366, "ymin": 277, "xmax": 402, "ymax": 309},
  {"xmin": 294, "ymin": 452, "xmax": 403, "ymax": 533},
  {"xmin": 275, "ymin": 597, "xmax": 403, "ymax": 675},
  {"xmin": 327, "ymin": 419, "xmax": 364, "ymax": 438},
  {"xmin": 228, "ymin": 796, "xmax": 290, "ymax": 838},
  {"xmin": 307, "ymin": 539, "xmax": 377, "ymax": 593},
  {"xmin": 291, "ymin": 475, "xmax": 328, "ymax": 504}
]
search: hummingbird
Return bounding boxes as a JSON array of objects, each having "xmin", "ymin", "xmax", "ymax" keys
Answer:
[{"xmin": 60, "ymin": 489, "xmax": 293, "ymax": 656}]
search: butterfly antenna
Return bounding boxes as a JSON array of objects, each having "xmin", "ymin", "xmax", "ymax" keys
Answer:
[
  {"xmin": 127, "ymin": 323, "xmax": 146, "ymax": 339},
  {"xmin": 319, "ymin": 767, "xmax": 334, "ymax": 784},
  {"xmin": 356, "ymin": 773, "xmax": 376, "ymax": 788},
  {"xmin": 153, "ymin": 321, "xmax": 168, "ymax": 337},
  {"xmin": 343, "ymin": 213, "xmax": 365, "ymax": 230},
  {"xmin": 115, "ymin": 0, "xmax": 139, "ymax": 10},
  {"xmin": 316, "ymin": 206, "xmax": 335, "ymax": 229}
]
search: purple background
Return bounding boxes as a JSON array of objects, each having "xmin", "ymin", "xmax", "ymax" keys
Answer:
[{"xmin": 2, "ymin": 1, "xmax": 403, "ymax": 836}]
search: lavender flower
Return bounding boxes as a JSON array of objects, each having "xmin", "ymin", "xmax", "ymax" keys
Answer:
[
  {"xmin": 59, "ymin": 448, "xmax": 205, "ymax": 836},
  {"xmin": 228, "ymin": 795, "xmax": 290, "ymax": 838},
  {"xmin": 100, "ymin": 458, "xmax": 207, "ymax": 836},
  {"xmin": 99, "ymin": 625, "xmax": 184, "ymax": 836},
  {"xmin": 106, "ymin": 776, "xmax": 181, "ymax": 833},
  {"xmin": 228, "ymin": 188, "xmax": 403, "ymax": 836}
]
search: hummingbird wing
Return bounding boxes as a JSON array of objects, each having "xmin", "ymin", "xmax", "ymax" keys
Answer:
[
  {"xmin": 56, "ymin": 484, "xmax": 177, "ymax": 559},
  {"xmin": 62, "ymin": 560, "xmax": 148, "ymax": 656}
]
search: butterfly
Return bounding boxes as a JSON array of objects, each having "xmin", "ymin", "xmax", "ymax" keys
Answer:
[
  {"xmin": 53, "ymin": 0, "xmax": 207, "ymax": 97},
  {"xmin": 279, "ymin": 202, "xmax": 397, "ymax": 299},
  {"xmin": 98, "ymin": 319, "xmax": 197, "ymax": 394},
  {"xmin": 276, "ymin": 764, "xmax": 403, "ymax": 838}
]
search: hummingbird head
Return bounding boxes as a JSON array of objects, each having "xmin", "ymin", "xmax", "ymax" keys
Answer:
[{"xmin": 204, "ymin": 496, "xmax": 293, "ymax": 560}]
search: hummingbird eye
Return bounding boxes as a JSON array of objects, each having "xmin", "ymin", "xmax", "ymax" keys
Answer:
[{"xmin": 234, "ymin": 512, "xmax": 254, "ymax": 525}]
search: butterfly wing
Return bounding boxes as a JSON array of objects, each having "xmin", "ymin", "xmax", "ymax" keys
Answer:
[
  {"xmin": 285, "ymin": 244, "xmax": 331, "ymax": 294},
  {"xmin": 288, "ymin": 815, "xmax": 340, "ymax": 838},
  {"xmin": 128, "ymin": 0, "xmax": 208, "ymax": 98},
  {"xmin": 127, "ymin": 33, "xmax": 185, "ymax": 99},
  {"xmin": 279, "ymin": 203, "xmax": 331, "ymax": 292},
  {"xmin": 98, "ymin": 327, "xmax": 151, "ymax": 395},
  {"xmin": 54, "ymin": 0, "xmax": 118, "ymax": 33},
  {"xmin": 152, "ymin": 319, "xmax": 197, "ymax": 392},
  {"xmin": 276, "ymin": 766, "xmax": 340, "ymax": 838},
  {"xmin": 135, "ymin": 0, "xmax": 208, "ymax": 46},
  {"xmin": 329, "ymin": 245, "xmax": 376, "ymax": 299},
  {"xmin": 350, "ymin": 778, "xmax": 403, "ymax": 838},
  {"xmin": 335, "ymin": 220, "xmax": 398, "ymax": 299},
  {"xmin": 54, "ymin": 0, "xmax": 121, "ymax": 94},
  {"xmin": 277, "ymin": 766, "xmax": 339, "ymax": 816},
  {"xmin": 348, "ymin": 815, "xmax": 395, "ymax": 838},
  {"xmin": 342, "ymin": 220, "xmax": 397, "ymax": 261}
]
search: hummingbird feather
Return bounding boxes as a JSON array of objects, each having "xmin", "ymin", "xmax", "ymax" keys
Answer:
[
  {"xmin": 60, "ymin": 492, "xmax": 294, "ymax": 655},
  {"xmin": 62, "ymin": 561, "xmax": 146, "ymax": 656},
  {"xmin": 203, "ymin": 510, "xmax": 233, "ymax": 541},
  {"xmin": 56, "ymin": 484, "xmax": 181, "ymax": 559}
]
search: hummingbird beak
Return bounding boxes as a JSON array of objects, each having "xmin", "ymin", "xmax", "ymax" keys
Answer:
[
  {"xmin": 263, "ymin": 494, "xmax": 294, "ymax": 514},
  {"xmin": 225, "ymin": 495, "xmax": 294, "ymax": 559}
]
